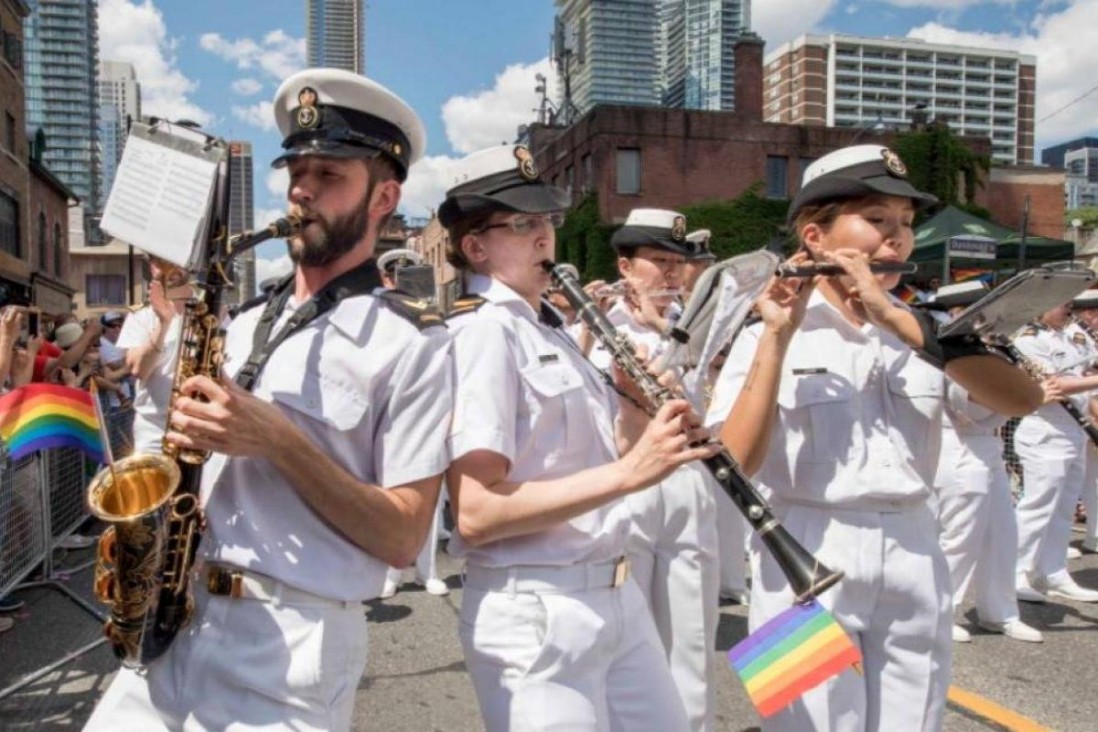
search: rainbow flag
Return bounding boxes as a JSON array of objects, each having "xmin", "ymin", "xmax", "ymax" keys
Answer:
[
  {"xmin": 0, "ymin": 383, "xmax": 104, "ymax": 463},
  {"xmin": 729, "ymin": 600, "xmax": 862, "ymax": 718}
]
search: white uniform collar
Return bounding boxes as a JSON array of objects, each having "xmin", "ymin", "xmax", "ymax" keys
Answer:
[
  {"xmin": 326, "ymin": 292, "xmax": 381, "ymax": 343},
  {"xmin": 466, "ymin": 273, "xmax": 540, "ymax": 322}
]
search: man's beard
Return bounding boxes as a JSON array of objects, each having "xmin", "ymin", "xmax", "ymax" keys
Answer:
[{"xmin": 290, "ymin": 190, "xmax": 371, "ymax": 267}]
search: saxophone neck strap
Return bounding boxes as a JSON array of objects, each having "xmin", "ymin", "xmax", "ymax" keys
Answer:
[{"xmin": 234, "ymin": 259, "xmax": 383, "ymax": 391}]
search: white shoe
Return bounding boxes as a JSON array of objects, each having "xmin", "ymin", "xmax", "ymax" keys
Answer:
[
  {"xmin": 57, "ymin": 533, "xmax": 97, "ymax": 550},
  {"xmin": 1016, "ymin": 583, "xmax": 1047, "ymax": 604},
  {"xmin": 1067, "ymin": 546, "xmax": 1082, "ymax": 560},
  {"xmin": 952, "ymin": 624, "xmax": 972, "ymax": 643},
  {"xmin": 380, "ymin": 578, "xmax": 398, "ymax": 600},
  {"xmin": 0, "ymin": 616, "xmax": 13, "ymax": 634},
  {"xmin": 1041, "ymin": 578, "xmax": 1098, "ymax": 603},
  {"xmin": 1082, "ymin": 541, "xmax": 1098, "ymax": 554},
  {"xmin": 421, "ymin": 577, "xmax": 449, "ymax": 596},
  {"xmin": 978, "ymin": 619, "xmax": 1043, "ymax": 643}
]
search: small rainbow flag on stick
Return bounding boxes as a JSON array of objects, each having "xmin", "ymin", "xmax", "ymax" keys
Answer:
[
  {"xmin": 729, "ymin": 600, "xmax": 862, "ymax": 719},
  {"xmin": 0, "ymin": 383, "xmax": 105, "ymax": 463}
]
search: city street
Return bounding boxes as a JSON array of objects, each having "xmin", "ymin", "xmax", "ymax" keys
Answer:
[{"xmin": 2, "ymin": 534, "xmax": 1097, "ymax": 731}]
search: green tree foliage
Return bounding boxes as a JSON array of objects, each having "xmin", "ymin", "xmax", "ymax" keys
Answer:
[
  {"xmin": 1066, "ymin": 206, "xmax": 1098, "ymax": 228},
  {"xmin": 891, "ymin": 122, "xmax": 990, "ymax": 211},
  {"xmin": 555, "ymin": 193, "xmax": 618, "ymax": 282}
]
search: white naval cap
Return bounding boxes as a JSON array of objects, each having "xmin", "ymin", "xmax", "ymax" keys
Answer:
[
  {"xmin": 378, "ymin": 247, "xmax": 424, "ymax": 274},
  {"xmin": 437, "ymin": 144, "xmax": 570, "ymax": 227},
  {"xmin": 788, "ymin": 144, "xmax": 938, "ymax": 223},
  {"xmin": 1072, "ymin": 289, "xmax": 1098, "ymax": 310},
  {"xmin": 685, "ymin": 228, "xmax": 715, "ymax": 261},
  {"xmin": 611, "ymin": 208, "xmax": 695, "ymax": 256},
  {"xmin": 927, "ymin": 280, "xmax": 988, "ymax": 310},
  {"xmin": 271, "ymin": 68, "xmax": 426, "ymax": 181}
]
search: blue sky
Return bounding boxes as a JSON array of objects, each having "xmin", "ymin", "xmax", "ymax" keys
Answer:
[{"xmin": 96, "ymin": 0, "xmax": 1098, "ymax": 280}]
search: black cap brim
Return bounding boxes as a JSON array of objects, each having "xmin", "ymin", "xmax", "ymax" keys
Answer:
[
  {"xmin": 438, "ymin": 183, "xmax": 570, "ymax": 228},
  {"xmin": 271, "ymin": 140, "xmax": 388, "ymax": 170},
  {"xmin": 787, "ymin": 174, "xmax": 938, "ymax": 224},
  {"xmin": 611, "ymin": 226, "xmax": 696, "ymax": 257}
]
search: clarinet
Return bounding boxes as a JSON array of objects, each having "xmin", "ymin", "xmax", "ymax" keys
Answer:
[
  {"xmin": 995, "ymin": 337, "xmax": 1098, "ymax": 446},
  {"xmin": 543, "ymin": 262, "xmax": 843, "ymax": 603}
]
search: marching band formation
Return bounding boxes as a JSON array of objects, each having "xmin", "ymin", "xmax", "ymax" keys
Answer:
[{"xmin": 80, "ymin": 67, "xmax": 1098, "ymax": 732}]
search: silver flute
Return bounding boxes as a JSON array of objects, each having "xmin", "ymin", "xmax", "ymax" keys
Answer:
[
  {"xmin": 542, "ymin": 261, "xmax": 843, "ymax": 603},
  {"xmin": 776, "ymin": 260, "xmax": 918, "ymax": 278}
]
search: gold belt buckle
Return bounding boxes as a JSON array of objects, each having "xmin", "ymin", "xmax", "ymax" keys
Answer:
[{"xmin": 612, "ymin": 556, "xmax": 630, "ymax": 588}]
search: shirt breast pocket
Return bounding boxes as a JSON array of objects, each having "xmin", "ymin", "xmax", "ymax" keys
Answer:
[
  {"xmin": 777, "ymin": 375, "xmax": 856, "ymax": 463},
  {"xmin": 271, "ymin": 373, "xmax": 369, "ymax": 432},
  {"xmin": 519, "ymin": 362, "xmax": 586, "ymax": 458},
  {"xmin": 886, "ymin": 363, "xmax": 944, "ymax": 459}
]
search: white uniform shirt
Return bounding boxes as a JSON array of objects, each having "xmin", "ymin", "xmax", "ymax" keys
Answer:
[
  {"xmin": 709, "ymin": 290, "xmax": 946, "ymax": 510},
  {"xmin": 1013, "ymin": 323, "xmax": 1090, "ymax": 433},
  {"xmin": 198, "ymin": 291, "xmax": 453, "ymax": 602},
  {"xmin": 447, "ymin": 274, "xmax": 629, "ymax": 568},
  {"xmin": 587, "ymin": 299, "xmax": 669, "ymax": 373},
  {"xmin": 116, "ymin": 307, "xmax": 182, "ymax": 454}
]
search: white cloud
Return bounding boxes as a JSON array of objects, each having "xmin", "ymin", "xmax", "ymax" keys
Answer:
[
  {"xmin": 231, "ymin": 78, "xmax": 263, "ymax": 96},
  {"xmin": 399, "ymin": 154, "xmax": 457, "ymax": 218},
  {"xmin": 199, "ymin": 30, "xmax": 306, "ymax": 81},
  {"xmin": 253, "ymin": 206, "xmax": 287, "ymax": 231},
  {"xmin": 231, "ymin": 100, "xmax": 276, "ymax": 131},
  {"xmin": 254, "ymin": 253, "xmax": 293, "ymax": 291},
  {"xmin": 441, "ymin": 58, "xmax": 557, "ymax": 154},
  {"xmin": 907, "ymin": 0, "xmax": 1098, "ymax": 148},
  {"xmin": 266, "ymin": 168, "xmax": 289, "ymax": 199},
  {"xmin": 753, "ymin": 1, "xmax": 839, "ymax": 49},
  {"xmin": 98, "ymin": 0, "xmax": 212, "ymax": 125},
  {"xmin": 879, "ymin": 0, "xmax": 1008, "ymax": 6}
]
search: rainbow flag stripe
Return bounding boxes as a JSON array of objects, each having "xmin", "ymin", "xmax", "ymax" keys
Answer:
[
  {"xmin": 0, "ymin": 383, "xmax": 104, "ymax": 463},
  {"xmin": 729, "ymin": 600, "xmax": 861, "ymax": 718}
]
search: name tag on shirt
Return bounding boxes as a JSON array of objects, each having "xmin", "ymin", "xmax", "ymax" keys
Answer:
[
  {"xmin": 538, "ymin": 354, "xmax": 560, "ymax": 364},
  {"xmin": 792, "ymin": 367, "xmax": 828, "ymax": 375}
]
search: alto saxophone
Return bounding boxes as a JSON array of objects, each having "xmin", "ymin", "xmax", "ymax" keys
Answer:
[{"xmin": 86, "ymin": 214, "xmax": 303, "ymax": 667}]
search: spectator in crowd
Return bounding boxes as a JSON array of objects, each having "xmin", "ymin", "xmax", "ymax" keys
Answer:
[{"xmin": 97, "ymin": 311, "xmax": 134, "ymax": 457}]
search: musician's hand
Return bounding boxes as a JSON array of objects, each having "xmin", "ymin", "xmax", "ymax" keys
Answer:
[
  {"xmin": 583, "ymin": 280, "xmax": 615, "ymax": 312},
  {"xmin": 627, "ymin": 281, "xmax": 670, "ymax": 334},
  {"xmin": 1042, "ymin": 376, "xmax": 1066, "ymax": 404},
  {"xmin": 618, "ymin": 400, "xmax": 719, "ymax": 492},
  {"xmin": 149, "ymin": 280, "xmax": 175, "ymax": 325},
  {"xmin": 166, "ymin": 374, "xmax": 294, "ymax": 457},
  {"xmin": 813, "ymin": 247, "xmax": 899, "ymax": 326},
  {"xmin": 761, "ymin": 252, "xmax": 817, "ymax": 339}
]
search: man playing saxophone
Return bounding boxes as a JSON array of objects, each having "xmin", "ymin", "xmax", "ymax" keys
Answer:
[{"xmin": 84, "ymin": 69, "xmax": 453, "ymax": 732}]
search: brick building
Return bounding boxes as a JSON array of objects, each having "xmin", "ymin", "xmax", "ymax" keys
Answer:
[{"xmin": 978, "ymin": 165, "xmax": 1065, "ymax": 241}]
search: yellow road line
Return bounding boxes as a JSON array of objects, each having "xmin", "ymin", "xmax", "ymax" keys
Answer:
[{"xmin": 947, "ymin": 685, "xmax": 1052, "ymax": 731}]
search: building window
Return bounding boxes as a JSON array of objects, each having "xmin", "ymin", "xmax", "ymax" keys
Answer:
[
  {"xmin": 0, "ymin": 190, "xmax": 18, "ymax": 257},
  {"xmin": 616, "ymin": 148, "xmax": 641, "ymax": 195},
  {"xmin": 565, "ymin": 165, "xmax": 574, "ymax": 199},
  {"xmin": 582, "ymin": 154, "xmax": 592, "ymax": 194},
  {"xmin": 2, "ymin": 31, "xmax": 22, "ymax": 69},
  {"xmin": 4, "ymin": 112, "xmax": 13, "ymax": 153},
  {"xmin": 37, "ymin": 212, "xmax": 46, "ymax": 270},
  {"xmin": 86, "ymin": 274, "xmax": 127, "ymax": 306},
  {"xmin": 53, "ymin": 223, "xmax": 63, "ymax": 277},
  {"xmin": 766, "ymin": 156, "xmax": 789, "ymax": 199},
  {"xmin": 799, "ymin": 157, "xmax": 817, "ymax": 187}
]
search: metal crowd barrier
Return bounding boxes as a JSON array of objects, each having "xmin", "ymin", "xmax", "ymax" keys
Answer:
[{"xmin": 0, "ymin": 405, "xmax": 135, "ymax": 700}]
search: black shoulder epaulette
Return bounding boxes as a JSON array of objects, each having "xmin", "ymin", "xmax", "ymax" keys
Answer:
[
  {"xmin": 379, "ymin": 290, "xmax": 445, "ymax": 330},
  {"xmin": 1020, "ymin": 325, "xmax": 1040, "ymax": 337},
  {"xmin": 446, "ymin": 295, "xmax": 487, "ymax": 320},
  {"xmin": 742, "ymin": 311, "xmax": 763, "ymax": 329}
]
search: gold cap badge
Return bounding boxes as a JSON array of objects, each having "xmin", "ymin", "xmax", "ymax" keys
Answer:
[{"xmin": 514, "ymin": 145, "xmax": 539, "ymax": 181}]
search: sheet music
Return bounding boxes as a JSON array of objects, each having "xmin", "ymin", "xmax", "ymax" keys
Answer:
[{"xmin": 100, "ymin": 121, "xmax": 224, "ymax": 268}]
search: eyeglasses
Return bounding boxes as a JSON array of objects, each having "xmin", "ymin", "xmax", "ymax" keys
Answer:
[{"xmin": 475, "ymin": 212, "xmax": 565, "ymax": 237}]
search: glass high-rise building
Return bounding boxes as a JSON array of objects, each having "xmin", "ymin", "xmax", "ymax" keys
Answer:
[
  {"xmin": 97, "ymin": 60, "xmax": 140, "ymax": 204},
  {"xmin": 228, "ymin": 141, "xmax": 256, "ymax": 302},
  {"xmin": 306, "ymin": 0, "xmax": 364, "ymax": 73},
  {"xmin": 660, "ymin": 0, "xmax": 750, "ymax": 111},
  {"xmin": 24, "ymin": 0, "xmax": 100, "ymax": 210},
  {"xmin": 554, "ymin": 0, "xmax": 661, "ymax": 117}
]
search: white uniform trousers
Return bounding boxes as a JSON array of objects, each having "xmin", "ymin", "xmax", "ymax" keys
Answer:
[
  {"xmin": 1083, "ymin": 445, "xmax": 1098, "ymax": 549},
  {"xmin": 459, "ymin": 572, "xmax": 689, "ymax": 732},
  {"xmin": 749, "ymin": 502, "xmax": 952, "ymax": 732},
  {"xmin": 715, "ymin": 487, "xmax": 748, "ymax": 596},
  {"xmin": 1014, "ymin": 425, "xmax": 1086, "ymax": 584},
  {"xmin": 83, "ymin": 581, "xmax": 369, "ymax": 732},
  {"xmin": 386, "ymin": 488, "xmax": 446, "ymax": 586},
  {"xmin": 624, "ymin": 463, "xmax": 720, "ymax": 732},
  {"xmin": 936, "ymin": 432, "xmax": 1022, "ymax": 624}
]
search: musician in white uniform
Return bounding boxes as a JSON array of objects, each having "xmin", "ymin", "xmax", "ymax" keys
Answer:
[
  {"xmin": 711, "ymin": 144, "xmax": 1043, "ymax": 731},
  {"xmin": 1012, "ymin": 301, "xmax": 1098, "ymax": 603},
  {"xmin": 442, "ymin": 145, "xmax": 715, "ymax": 732},
  {"xmin": 84, "ymin": 69, "xmax": 452, "ymax": 732},
  {"xmin": 927, "ymin": 282, "xmax": 1045, "ymax": 644},
  {"xmin": 585, "ymin": 210, "xmax": 723, "ymax": 731},
  {"xmin": 1072, "ymin": 290, "xmax": 1098, "ymax": 554}
]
